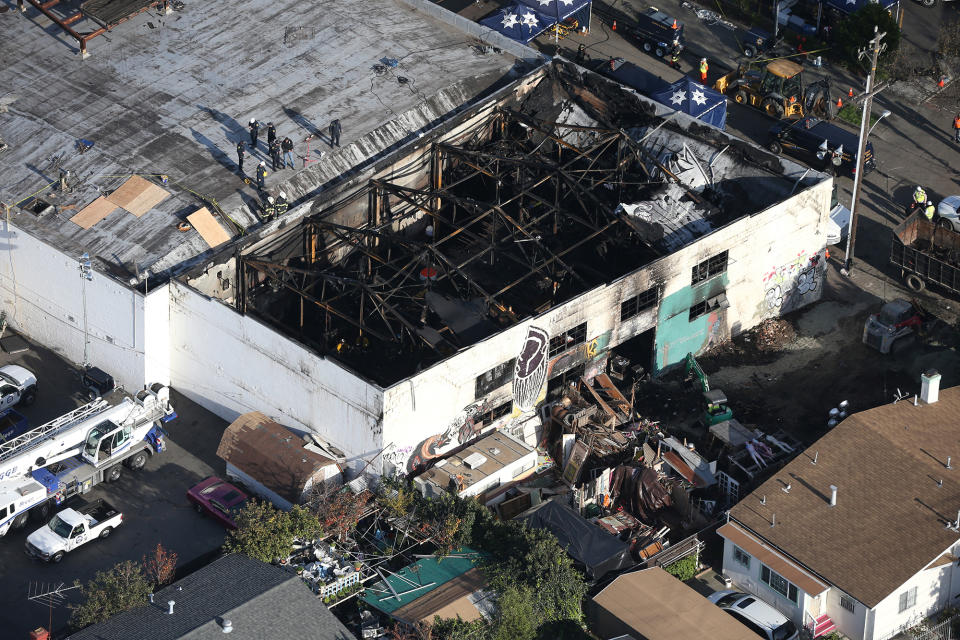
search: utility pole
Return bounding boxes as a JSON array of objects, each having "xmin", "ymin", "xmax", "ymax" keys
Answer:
[{"xmin": 843, "ymin": 26, "xmax": 885, "ymax": 274}]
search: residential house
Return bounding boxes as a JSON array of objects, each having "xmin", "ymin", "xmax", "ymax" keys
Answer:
[
  {"xmin": 719, "ymin": 372, "xmax": 960, "ymax": 640},
  {"xmin": 65, "ymin": 553, "xmax": 354, "ymax": 639}
]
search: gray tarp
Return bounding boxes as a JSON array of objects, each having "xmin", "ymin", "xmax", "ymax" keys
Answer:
[{"xmin": 518, "ymin": 499, "xmax": 635, "ymax": 579}]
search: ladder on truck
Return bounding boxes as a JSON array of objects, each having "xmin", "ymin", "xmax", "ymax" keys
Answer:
[{"xmin": 0, "ymin": 399, "xmax": 109, "ymax": 464}]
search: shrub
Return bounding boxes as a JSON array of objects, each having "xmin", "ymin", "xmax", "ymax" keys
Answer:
[
  {"xmin": 664, "ymin": 554, "xmax": 699, "ymax": 582},
  {"xmin": 69, "ymin": 560, "xmax": 152, "ymax": 630},
  {"xmin": 833, "ymin": 4, "xmax": 900, "ymax": 70}
]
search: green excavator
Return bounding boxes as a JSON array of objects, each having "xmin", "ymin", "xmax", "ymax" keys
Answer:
[{"xmin": 684, "ymin": 353, "xmax": 733, "ymax": 426}]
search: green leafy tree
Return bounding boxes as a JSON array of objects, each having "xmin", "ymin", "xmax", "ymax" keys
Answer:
[
  {"xmin": 431, "ymin": 617, "xmax": 491, "ymax": 640},
  {"xmin": 491, "ymin": 586, "xmax": 539, "ymax": 640},
  {"xmin": 68, "ymin": 560, "xmax": 152, "ymax": 630},
  {"xmin": 833, "ymin": 4, "xmax": 900, "ymax": 69},
  {"xmin": 223, "ymin": 499, "xmax": 322, "ymax": 562},
  {"xmin": 664, "ymin": 554, "xmax": 699, "ymax": 581}
]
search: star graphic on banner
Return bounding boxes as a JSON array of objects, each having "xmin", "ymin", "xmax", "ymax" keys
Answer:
[
  {"xmin": 845, "ymin": 0, "xmax": 856, "ymax": 5},
  {"xmin": 538, "ymin": 0, "xmax": 552, "ymax": 5},
  {"xmin": 522, "ymin": 11, "xmax": 539, "ymax": 27},
  {"xmin": 670, "ymin": 90, "xmax": 686, "ymax": 105},
  {"xmin": 501, "ymin": 11, "xmax": 519, "ymax": 28},
  {"xmin": 690, "ymin": 89, "xmax": 708, "ymax": 106},
  {"xmin": 559, "ymin": 0, "xmax": 575, "ymax": 5}
]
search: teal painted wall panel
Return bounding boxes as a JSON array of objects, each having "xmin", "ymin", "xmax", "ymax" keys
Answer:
[{"xmin": 655, "ymin": 274, "xmax": 729, "ymax": 370}]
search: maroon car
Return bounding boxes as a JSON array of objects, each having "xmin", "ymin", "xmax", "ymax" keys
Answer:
[{"xmin": 186, "ymin": 476, "xmax": 248, "ymax": 529}]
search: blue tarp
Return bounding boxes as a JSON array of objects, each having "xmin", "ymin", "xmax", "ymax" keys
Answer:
[
  {"xmin": 650, "ymin": 76, "xmax": 727, "ymax": 129},
  {"xmin": 824, "ymin": 0, "xmax": 897, "ymax": 14},
  {"xmin": 518, "ymin": 0, "xmax": 591, "ymax": 21},
  {"xmin": 480, "ymin": 3, "xmax": 555, "ymax": 43}
]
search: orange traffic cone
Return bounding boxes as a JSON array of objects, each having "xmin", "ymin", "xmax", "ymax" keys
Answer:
[
  {"xmin": 612, "ymin": 19, "xmax": 617, "ymax": 31},
  {"xmin": 938, "ymin": 76, "xmax": 946, "ymax": 88},
  {"xmin": 672, "ymin": 19, "xmax": 678, "ymax": 29},
  {"xmin": 836, "ymin": 97, "xmax": 843, "ymax": 108},
  {"xmin": 848, "ymin": 87, "xmax": 854, "ymax": 97}
]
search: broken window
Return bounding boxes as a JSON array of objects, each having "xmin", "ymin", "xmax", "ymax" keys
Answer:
[
  {"xmin": 620, "ymin": 286, "xmax": 659, "ymax": 321},
  {"xmin": 477, "ymin": 402, "xmax": 512, "ymax": 426},
  {"xmin": 549, "ymin": 322, "xmax": 587, "ymax": 358},
  {"xmin": 691, "ymin": 250, "xmax": 729, "ymax": 285},
  {"xmin": 475, "ymin": 360, "xmax": 515, "ymax": 399},
  {"xmin": 689, "ymin": 293, "xmax": 729, "ymax": 321}
]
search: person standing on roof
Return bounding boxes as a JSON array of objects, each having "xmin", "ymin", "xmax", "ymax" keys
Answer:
[
  {"xmin": 262, "ymin": 195, "xmax": 276, "ymax": 221},
  {"xmin": 699, "ymin": 58, "xmax": 708, "ymax": 83},
  {"xmin": 329, "ymin": 119, "xmax": 341, "ymax": 148},
  {"xmin": 236, "ymin": 140, "xmax": 246, "ymax": 173},
  {"xmin": 269, "ymin": 139, "xmax": 282, "ymax": 171},
  {"xmin": 256, "ymin": 161, "xmax": 268, "ymax": 190},
  {"xmin": 275, "ymin": 191, "xmax": 289, "ymax": 217},
  {"xmin": 249, "ymin": 119, "xmax": 260, "ymax": 149},
  {"xmin": 281, "ymin": 136, "xmax": 295, "ymax": 169},
  {"xmin": 953, "ymin": 112, "xmax": 960, "ymax": 143},
  {"xmin": 267, "ymin": 122, "xmax": 277, "ymax": 147}
]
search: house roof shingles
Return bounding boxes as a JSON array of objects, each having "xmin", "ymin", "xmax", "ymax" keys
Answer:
[
  {"xmin": 729, "ymin": 384, "xmax": 960, "ymax": 608},
  {"xmin": 217, "ymin": 411, "xmax": 337, "ymax": 503},
  {"xmin": 66, "ymin": 554, "xmax": 354, "ymax": 640}
]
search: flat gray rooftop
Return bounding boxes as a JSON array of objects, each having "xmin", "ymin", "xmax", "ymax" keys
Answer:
[{"xmin": 0, "ymin": 0, "xmax": 520, "ymax": 284}]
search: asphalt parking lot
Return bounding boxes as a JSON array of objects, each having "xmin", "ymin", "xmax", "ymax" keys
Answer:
[{"xmin": 0, "ymin": 334, "xmax": 231, "ymax": 637}]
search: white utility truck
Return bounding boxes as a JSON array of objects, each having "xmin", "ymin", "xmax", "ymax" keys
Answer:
[{"xmin": 0, "ymin": 383, "xmax": 175, "ymax": 537}]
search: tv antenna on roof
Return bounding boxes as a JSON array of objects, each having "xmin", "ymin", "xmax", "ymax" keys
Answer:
[{"xmin": 28, "ymin": 582, "xmax": 81, "ymax": 637}]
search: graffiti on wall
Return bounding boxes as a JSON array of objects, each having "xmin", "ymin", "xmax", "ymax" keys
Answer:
[
  {"xmin": 512, "ymin": 326, "xmax": 550, "ymax": 413},
  {"xmin": 761, "ymin": 250, "xmax": 824, "ymax": 318},
  {"xmin": 403, "ymin": 399, "xmax": 490, "ymax": 474}
]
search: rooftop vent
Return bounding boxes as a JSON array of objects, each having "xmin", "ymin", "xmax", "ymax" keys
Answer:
[
  {"xmin": 829, "ymin": 485, "xmax": 837, "ymax": 507},
  {"xmin": 922, "ymin": 370, "xmax": 941, "ymax": 404},
  {"xmin": 462, "ymin": 452, "xmax": 488, "ymax": 469},
  {"xmin": 167, "ymin": 600, "xmax": 175, "ymax": 615},
  {"xmin": 221, "ymin": 619, "xmax": 233, "ymax": 634}
]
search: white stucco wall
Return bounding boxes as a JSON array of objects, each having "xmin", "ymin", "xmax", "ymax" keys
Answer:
[
  {"xmin": 823, "ymin": 586, "xmax": 868, "ymax": 640},
  {"xmin": 167, "ymin": 280, "xmax": 384, "ymax": 471},
  {"xmin": 144, "ymin": 284, "xmax": 171, "ymax": 387},
  {"xmin": 0, "ymin": 218, "xmax": 148, "ymax": 390}
]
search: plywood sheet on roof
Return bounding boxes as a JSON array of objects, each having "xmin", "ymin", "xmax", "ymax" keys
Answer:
[
  {"xmin": 105, "ymin": 175, "xmax": 170, "ymax": 217},
  {"xmin": 70, "ymin": 196, "xmax": 118, "ymax": 229},
  {"xmin": 187, "ymin": 207, "xmax": 231, "ymax": 248}
]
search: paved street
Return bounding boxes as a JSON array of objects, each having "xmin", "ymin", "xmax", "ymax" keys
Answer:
[{"xmin": 0, "ymin": 340, "xmax": 230, "ymax": 638}]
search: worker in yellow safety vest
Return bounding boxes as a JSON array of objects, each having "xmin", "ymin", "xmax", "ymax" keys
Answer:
[
  {"xmin": 699, "ymin": 58, "xmax": 708, "ymax": 83},
  {"xmin": 925, "ymin": 200, "xmax": 936, "ymax": 221}
]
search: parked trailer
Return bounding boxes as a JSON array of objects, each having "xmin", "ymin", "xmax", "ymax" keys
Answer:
[
  {"xmin": 592, "ymin": 1, "xmax": 684, "ymax": 59},
  {"xmin": 890, "ymin": 212, "xmax": 960, "ymax": 296}
]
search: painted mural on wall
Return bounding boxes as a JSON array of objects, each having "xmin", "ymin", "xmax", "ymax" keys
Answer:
[
  {"xmin": 512, "ymin": 326, "xmax": 549, "ymax": 413},
  {"xmin": 761, "ymin": 250, "xmax": 824, "ymax": 318},
  {"xmin": 399, "ymin": 326, "xmax": 614, "ymax": 475},
  {"xmin": 403, "ymin": 399, "xmax": 490, "ymax": 474}
]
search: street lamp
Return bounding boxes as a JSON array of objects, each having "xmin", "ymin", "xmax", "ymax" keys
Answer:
[
  {"xmin": 868, "ymin": 110, "xmax": 892, "ymax": 136},
  {"xmin": 78, "ymin": 252, "xmax": 92, "ymax": 368}
]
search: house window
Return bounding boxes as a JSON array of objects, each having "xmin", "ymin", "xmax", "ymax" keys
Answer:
[
  {"xmin": 899, "ymin": 587, "xmax": 917, "ymax": 613},
  {"xmin": 691, "ymin": 250, "xmax": 729, "ymax": 285},
  {"xmin": 733, "ymin": 546, "xmax": 751, "ymax": 569},
  {"xmin": 621, "ymin": 287, "xmax": 659, "ymax": 321},
  {"xmin": 475, "ymin": 359, "xmax": 515, "ymax": 399},
  {"xmin": 761, "ymin": 564, "xmax": 799, "ymax": 604},
  {"xmin": 840, "ymin": 595, "xmax": 855, "ymax": 614},
  {"xmin": 549, "ymin": 322, "xmax": 587, "ymax": 358}
]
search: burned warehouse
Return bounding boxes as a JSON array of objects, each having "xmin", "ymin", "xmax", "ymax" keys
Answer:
[{"xmin": 179, "ymin": 60, "xmax": 833, "ymax": 474}]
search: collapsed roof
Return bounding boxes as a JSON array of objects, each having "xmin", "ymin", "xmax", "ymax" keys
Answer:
[{"xmin": 235, "ymin": 61, "xmax": 820, "ymax": 387}]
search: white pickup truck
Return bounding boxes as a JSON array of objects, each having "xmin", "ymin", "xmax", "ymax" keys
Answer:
[{"xmin": 25, "ymin": 499, "xmax": 122, "ymax": 563}]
